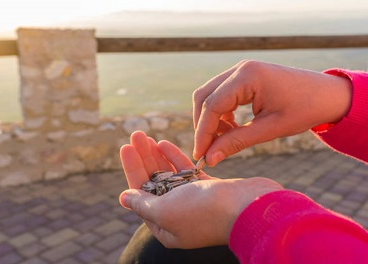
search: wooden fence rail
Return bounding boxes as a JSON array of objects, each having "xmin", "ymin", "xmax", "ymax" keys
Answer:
[{"xmin": 2, "ymin": 35, "xmax": 368, "ymax": 56}]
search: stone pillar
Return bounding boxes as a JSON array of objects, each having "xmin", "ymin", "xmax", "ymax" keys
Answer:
[{"xmin": 17, "ymin": 28, "xmax": 99, "ymax": 132}]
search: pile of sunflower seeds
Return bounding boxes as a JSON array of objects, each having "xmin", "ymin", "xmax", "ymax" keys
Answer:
[{"xmin": 142, "ymin": 156, "xmax": 206, "ymax": 196}]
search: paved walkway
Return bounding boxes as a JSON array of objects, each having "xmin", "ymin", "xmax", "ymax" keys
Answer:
[{"xmin": 1, "ymin": 149, "xmax": 368, "ymax": 264}]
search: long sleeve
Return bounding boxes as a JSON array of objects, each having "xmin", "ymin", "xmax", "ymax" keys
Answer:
[
  {"xmin": 229, "ymin": 190, "xmax": 368, "ymax": 264},
  {"xmin": 312, "ymin": 69, "xmax": 368, "ymax": 163},
  {"xmin": 229, "ymin": 70, "xmax": 368, "ymax": 263}
]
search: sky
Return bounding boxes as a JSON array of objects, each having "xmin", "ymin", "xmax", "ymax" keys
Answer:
[{"xmin": 1, "ymin": 0, "xmax": 368, "ymax": 34}]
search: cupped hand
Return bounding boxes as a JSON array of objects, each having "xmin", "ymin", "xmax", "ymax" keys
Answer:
[
  {"xmin": 119, "ymin": 131, "xmax": 283, "ymax": 248},
  {"xmin": 120, "ymin": 130, "xmax": 213, "ymax": 189},
  {"xmin": 193, "ymin": 60, "xmax": 352, "ymax": 166}
]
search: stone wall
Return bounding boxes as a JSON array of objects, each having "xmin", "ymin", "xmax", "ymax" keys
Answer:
[{"xmin": 0, "ymin": 28, "xmax": 326, "ymax": 187}]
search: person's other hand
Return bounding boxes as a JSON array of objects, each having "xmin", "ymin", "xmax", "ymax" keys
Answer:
[
  {"xmin": 193, "ymin": 60, "xmax": 352, "ymax": 166},
  {"xmin": 119, "ymin": 131, "xmax": 283, "ymax": 248}
]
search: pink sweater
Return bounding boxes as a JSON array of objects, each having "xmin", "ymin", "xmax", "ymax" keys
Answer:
[{"xmin": 229, "ymin": 69, "xmax": 368, "ymax": 263}]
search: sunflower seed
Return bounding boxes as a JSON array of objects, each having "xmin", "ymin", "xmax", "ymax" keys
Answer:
[{"xmin": 141, "ymin": 156, "xmax": 206, "ymax": 196}]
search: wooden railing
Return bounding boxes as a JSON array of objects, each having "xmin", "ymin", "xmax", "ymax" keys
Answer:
[{"xmin": 2, "ymin": 35, "xmax": 368, "ymax": 56}]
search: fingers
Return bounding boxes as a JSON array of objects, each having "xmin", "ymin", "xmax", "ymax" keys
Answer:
[
  {"xmin": 120, "ymin": 189, "xmax": 181, "ymax": 248},
  {"xmin": 158, "ymin": 140, "xmax": 195, "ymax": 170},
  {"xmin": 121, "ymin": 131, "xmax": 196, "ymax": 189},
  {"xmin": 205, "ymin": 113, "xmax": 281, "ymax": 166},
  {"xmin": 147, "ymin": 137, "xmax": 176, "ymax": 172},
  {"xmin": 193, "ymin": 67, "xmax": 257, "ymax": 160},
  {"xmin": 121, "ymin": 131, "xmax": 173, "ymax": 189},
  {"xmin": 120, "ymin": 145, "xmax": 149, "ymax": 189},
  {"xmin": 192, "ymin": 62, "xmax": 242, "ymax": 129},
  {"xmin": 130, "ymin": 131, "xmax": 160, "ymax": 175},
  {"xmin": 119, "ymin": 189, "xmax": 157, "ymax": 221}
]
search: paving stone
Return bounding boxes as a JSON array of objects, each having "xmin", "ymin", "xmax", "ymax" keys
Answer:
[
  {"xmin": 73, "ymin": 217, "xmax": 105, "ymax": 232},
  {"xmin": 33, "ymin": 227, "xmax": 53, "ymax": 238},
  {"xmin": 318, "ymin": 192, "xmax": 343, "ymax": 203},
  {"xmin": 75, "ymin": 233, "xmax": 102, "ymax": 246},
  {"xmin": 104, "ymin": 247, "xmax": 125, "ymax": 264},
  {"xmin": 19, "ymin": 257, "xmax": 48, "ymax": 264},
  {"xmin": 24, "ymin": 215, "xmax": 49, "ymax": 229},
  {"xmin": 339, "ymin": 200, "xmax": 362, "ymax": 210},
  {"xmin": 18, "ymin": 243, "xmax": 47, "ymax": 258},
  {"xmin": 82, "ymin": 202, "xmax": 111, "ymax": 217},
  {"xmin": 63, "ymin": 202, "xmax": 85, "ymax": 212},
  {"xmin": 96, "ymin": 232, "xmax": 130, "ymax": 252},
  {"xmin": 356, "ymin": 209, "xmax": 368, "ymax": 219},
  {"xmin": 0, "ymin": 251, "xmax": 23, "ymax": 264},
  {"xmin": 41, "ymin": 228, "xmax": 79, "ymax": 247},
  {"xmin": 28, "ymin": 204, "xmax": 50, "ymax": 215},
  {"xmin": 332, "ymin": 205, "xmax": 356, "ymax": 216},
  {"xmin": 1, "ymin": 212, "xmax": 30, "ymax": 227},
  {"xmin": 56, "ymin": 257, "xmax": 81, "ymax": 264},
  {"xmin": 83, "ymin": 193, "xmax": 108, "ymax": 205},
  {"xmin": 41, "ymin": 241, "xmax": 82, "ymax": 262},
  {"xmin": 25, "ymin": 198, "xmax": 48, "ymax": 209},
  {"xmin": 125, "ymin": 223, "xmax": 141, "ymax": 236},
  {"xmin": 48, "ymin": 218, "xmax": 71, "ymax": 231},
  {"xmin": 66, "ymin": 212, "xmax": 85, "ymax": 224},
  {"xmin": 0, "ymin": 233, "xmax": 7, "ymax": 243},
  {"xmin": 95, "ymin": 219, "xmax": 129, "ymax": 236},
  {"xmin": 345, "ymin": 191, "xmax": 368, "ymax": 203},
  {"xmin": 45, "ymin": 208, "xmax": 66, "ymax": 219},
  {"xmin": 292, "ymin": 176, "xmax": 316, "ymax": 186},
  {"xmin": 304, "ymin": 186, "xmax": 324, "ymax": 199},
  {"xmin": 0, "ymin": 242, "xmax": 14, "ymax": 256},
  {"xmin": 353, "ymin": 216, "xmax": 368, "ymax": 229},
  {"xmin": 76, "ymin": 247, "xmax": 104, "ymax": 263},
  {"xmin": 9, "ymin": 233, "xmax": 37, "ymax": 248},
  {"xmin": 3, "ymin": 224, "xmax": 28, "ymax": 237},
  {"xmin": 121, "ymin": 212, "xmax": 141, "ymax": 224}
]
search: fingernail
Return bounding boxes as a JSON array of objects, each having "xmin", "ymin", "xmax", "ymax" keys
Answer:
[
  {"xmin": 211, "ymin": 151, "xmax": 225, "ymax": 165},
  {"xmin": 119, "ymin": 191, "xmax": 131, "ymax": 209}
]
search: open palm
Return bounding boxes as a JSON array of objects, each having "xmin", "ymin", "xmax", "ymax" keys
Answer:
[
  {"xmin": 120, "ymin": 130, "xmax": 213, "ymax": 190},
  {"xmin": 119, "ymin": 130, "xmax": 282, "ymax": 248}
]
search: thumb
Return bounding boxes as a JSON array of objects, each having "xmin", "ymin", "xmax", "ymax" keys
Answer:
[
  {"xmin": 119, "ymin": 189, "xmax": 157, "ymax": 222},
  {"xmin": 206, "ymin": 115, "xmax": 280, "ymax": 166}
]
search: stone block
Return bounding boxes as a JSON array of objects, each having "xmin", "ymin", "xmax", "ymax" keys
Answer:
[
  {"xmin": 0, "ymin": 171, "xmax": 31, "ymax": 187},
  {"xmin": 9, "ymin": 233, "xmax": 37, "ymax": 248},
  {"xmin": 95, "ymin": 220, "xmax": 129, "ymax": 236},
  {"xmin": 149, "ymin": 116, "xmax": 170, "ymax": 131},
  {"xmin": 41, "ymin": 241, "xmax": 81, "ymax": 262},
  {"xmin": 68, "ymin": 110, "xmax": 99, "ymax": 125},
  {"xmin": 13, "ymin": 128, "xmax": 38, "ymax": 142},
  {"xmin": 41, "ymin": 228, "xmax": 79, "ymax": 247},
  {"xmin": 44, "ymin": 170, "xmax": 67, "ymax": 181},
  {"xmin": 44, "ymin": 60, "xmax": 70, "ymax": 80},
  {"xmin": 0, "ymin": 154, "xmax": 12, "ymax": 168},
  {"xmin": 99, "ymin": 122, "xmax": 116, "ymax": 131},
  {"xmin": 19, "ymin": 149, "xmax": 39, "ymax": 165},
  {"xmin": 0, "ymin": 133, "xmax": 11, "ymax": 144},
  {"xmin": 123, "ymin": 117, "xmax": 150, "ymax": 134},
  {"xmin": 46, "ymin": 131, "xmax": 67, "ymax": 142},
  {"xmin": 17, "ymin": 28, "xmax": 99, "ymax": 132}
]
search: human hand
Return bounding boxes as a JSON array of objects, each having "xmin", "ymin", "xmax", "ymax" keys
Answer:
[
  {"xmin": 193, "ymin": 60, "xmax": 352, "ymax": 166},
  {"xmin": 119, "ymin": 131, "xmax": 283, "ymax": 248},
  {"xmin": 120, "ymin": 130, "xmax": 213, "ymax": 190}
]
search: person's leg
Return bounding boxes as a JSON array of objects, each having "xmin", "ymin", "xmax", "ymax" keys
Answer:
[{"xmin": 118, "ymin": 223, "xmax": 239, "ymax": 264}]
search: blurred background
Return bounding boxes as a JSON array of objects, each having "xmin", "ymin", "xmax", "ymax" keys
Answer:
[
  {"xmin": 2, "ymin": 2, "xmax": 368, "ymax": 264},
  {"xmin": 1, "ymin": 0, "xmax": 368, "ymax": 122}
]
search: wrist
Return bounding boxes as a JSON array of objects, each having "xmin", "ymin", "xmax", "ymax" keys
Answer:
[{"xmin": 320, "ymin": 70, "xmax": 352, "ymax": 124}]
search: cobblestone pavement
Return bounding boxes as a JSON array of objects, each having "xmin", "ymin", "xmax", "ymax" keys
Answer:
[{"xmin": 1, "ymin": 149, "xmax": 368, "ymax": 264}]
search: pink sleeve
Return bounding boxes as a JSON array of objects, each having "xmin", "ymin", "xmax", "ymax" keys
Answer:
[
  {"xmin": 312, "ymin": 69, "xmax": 368, "ymax": 163},
  {"xmin": 229, "ymin": 190, "xmax": 368, "ymax": 264}
]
